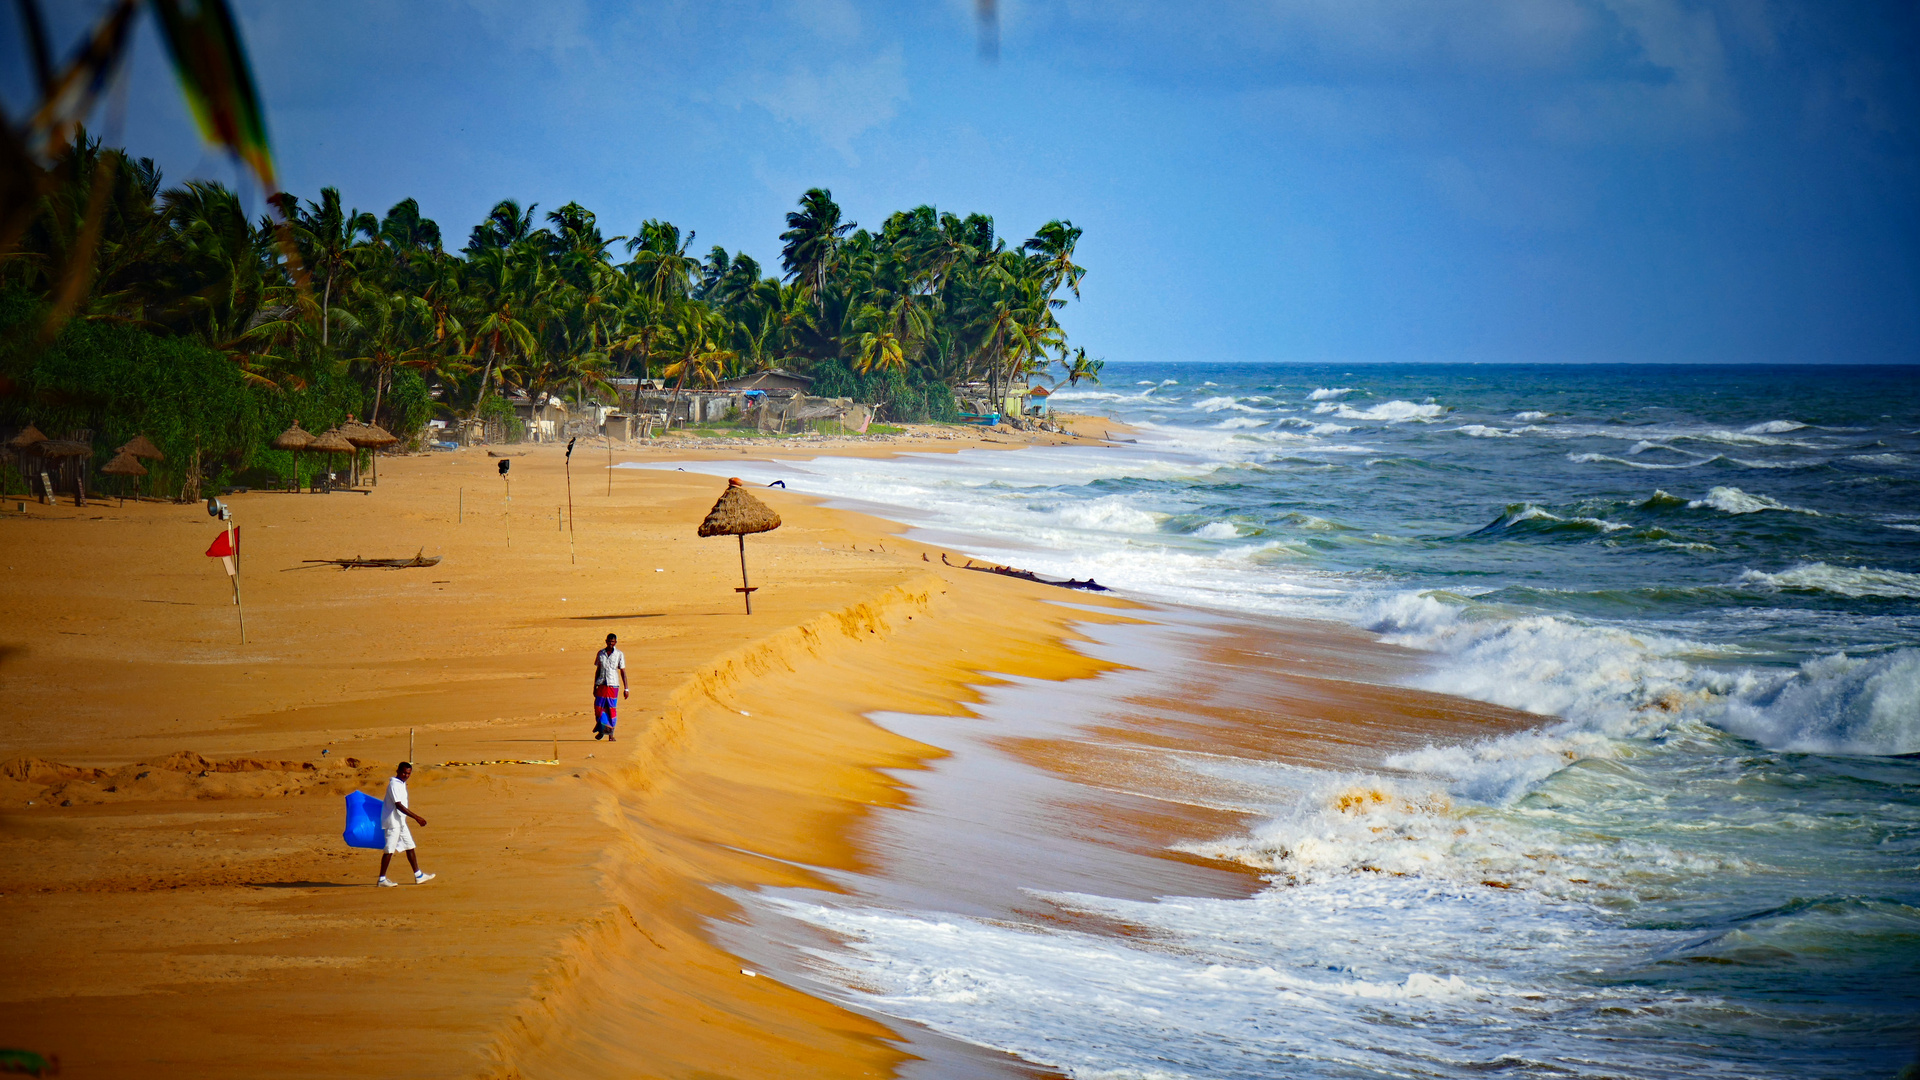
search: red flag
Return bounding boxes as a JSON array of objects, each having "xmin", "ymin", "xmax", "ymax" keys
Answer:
[{"xmin": 205, "ymin": 528, "xmax": 238, "ymax": 557}]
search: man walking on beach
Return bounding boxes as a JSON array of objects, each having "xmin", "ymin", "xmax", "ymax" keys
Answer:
[
  {"xmin": 593, "ymin": 633, "xmax": 629, "ymax": 741},
  {"xmin": 378, "ymin": 762, "xmax": 434, "ymax": 887}
]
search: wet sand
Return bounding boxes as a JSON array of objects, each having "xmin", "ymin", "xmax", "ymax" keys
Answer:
[{"xmin": 0, "ymin": 418, "xmax": 1537, "ymax": 1078}]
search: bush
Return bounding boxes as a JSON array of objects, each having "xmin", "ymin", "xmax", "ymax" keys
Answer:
[
  {"xmin": 806, "ymin": 359, "xmax": 958, "ymax": 423},
  {"xmin": 0, "ymin": 290, "xmax": 370, "ymax": 495}
]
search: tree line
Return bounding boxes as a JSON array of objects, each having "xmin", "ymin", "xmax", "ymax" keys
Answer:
[{"xmin": 0, "ymin": 134, "xmax": 1103, "ymax": 491}]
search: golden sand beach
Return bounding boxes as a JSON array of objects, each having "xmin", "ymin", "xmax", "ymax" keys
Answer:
[{"xmin": 0, "ymin": 419, "xmax": 1534, "ymax": 1079}]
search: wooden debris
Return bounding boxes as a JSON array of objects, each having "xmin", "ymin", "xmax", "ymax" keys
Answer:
[{"xmin": 299, "ymin": 549, "xmax": 443, "ymax": 570}]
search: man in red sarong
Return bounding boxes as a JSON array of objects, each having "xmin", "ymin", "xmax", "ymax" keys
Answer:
[{"xmin": 592, "ymin": 633, "xmax": 629, "ymax": 741}]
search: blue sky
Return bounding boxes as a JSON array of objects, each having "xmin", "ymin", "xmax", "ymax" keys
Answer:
[{"xmin": 7, "ymin": 0, "xmax": 1918, "ymax": 363}]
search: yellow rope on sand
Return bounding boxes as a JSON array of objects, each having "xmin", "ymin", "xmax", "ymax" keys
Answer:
[{"xmin": 424, "ymin": 758, "xmax": 559, "ymax": 767}]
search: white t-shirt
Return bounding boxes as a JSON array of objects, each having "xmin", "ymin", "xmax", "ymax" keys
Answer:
[
  {"xmin": 595, "ymin": 647, "xmax": 626, "ymax": 688},
  {"xmin": 382, "ymin": 776, "xmax": 409, "ymax": 830}
]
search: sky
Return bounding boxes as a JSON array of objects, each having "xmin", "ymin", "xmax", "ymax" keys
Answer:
[{"xmin": 5, "ymin": 0, "xmax": 1918, "ymax": 364}]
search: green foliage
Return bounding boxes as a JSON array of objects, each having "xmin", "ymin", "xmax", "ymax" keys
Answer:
[
  {"xmin": 808, "ymin": 358, "xmax": 959, "ymax": 423},
  {"xmin": 386, "ymin": 370, "xmax": 432, "ymax": 438},
  {"xmin": 2, "ymin": 138, "xmax": 1088, "ymax": 470}
]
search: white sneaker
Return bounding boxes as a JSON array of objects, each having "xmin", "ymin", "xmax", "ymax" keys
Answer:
[
  {"xmin": 377, "ymin": 877, "xmax": 398, "ymax": 887},
  {"xmin": 414, "ymin": 872, "xmax": 435, "ymax": 884}
]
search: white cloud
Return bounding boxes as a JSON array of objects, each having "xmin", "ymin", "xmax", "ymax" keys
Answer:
[{"xmin": 750, "ymin": 45, "xmax": 908, "ymax": 163}]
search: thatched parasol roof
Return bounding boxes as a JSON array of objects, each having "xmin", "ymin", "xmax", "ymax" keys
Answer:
[
  {"xmin": 353, "ymin": 422, "xmax": 399, "ymax": 448},
  {"xmin": 339, "ymin": 419, "xmax": 393, "ymax": 448},
  {"xmin": 101, "ymin": 451, "xmax": 148, "ymax": 477},
  {"xmin": 308, "ymin": 428, "xmax": 355, "ymax": 454},
  {"xmin": 698, "ymin": 479, "xmax": 781, "ymax": 537},
  {"xmin": 37, "ymin": 439, "xmax": 91, "ymax": 458},
  {"xmin": 271, "ymin": 422, "xmax": 314, "ymax": 451},
  {"xmin": 7, "ymin": 425, "xmax": 47, "ymax": 451},
  {"xmin": 117, "ymin": 434, "xmax": 165, "ymax": 460}
]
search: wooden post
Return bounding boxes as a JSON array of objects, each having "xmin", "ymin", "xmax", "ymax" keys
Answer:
[
  {"xmin": 735, "ymin": 533, "xmax": 756, "ymax": 614},
  {"xmin": 606, "ymin": 436, "xmax": 613, "ymax": 496},
  {"xmin": 458, "ymin": 487, "xmax": 462, "ymax": 523},
  {"xmin": 409, "ymin": 727, "xmax": 415, "ymax": 763},
  {"xmin": 504, "ymin": 476, "xmax": 511, "ymax": 548}
]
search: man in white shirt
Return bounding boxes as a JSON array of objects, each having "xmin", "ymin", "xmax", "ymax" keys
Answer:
[
  {"xmin": 592, "ymin": 633, "xmax": 629, "ymax": 741},
  {"xmin": 377, "ymin": 762, "xmax": 435, "ymax": 887}
]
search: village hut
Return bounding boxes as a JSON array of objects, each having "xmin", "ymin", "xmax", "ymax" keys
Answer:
[
  {"xmin": 697, "ymin": 477, "xmax": 782, "ymax": 614},
  {"xmin": 307, "ymin": 427, "xmax": 355, "ymax": 489},
  {"xmin": 271, "ymin": 421, "xmax": 313, "ymax": 490},
  {"xmin": 101, "ymin": 451, "xmax": 147, "ymax": 504}
]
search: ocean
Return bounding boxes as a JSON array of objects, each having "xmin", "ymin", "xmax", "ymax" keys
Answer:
[{"xmin": 667, "ymin": 363, "xmax": 1920, "ymax": 1078}]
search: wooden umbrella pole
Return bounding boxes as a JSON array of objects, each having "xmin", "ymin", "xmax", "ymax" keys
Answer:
[
  {"xmin": 504, "ymin": 476, "xmax": 511, "ymax": 548},
  {"xmin": 737, "ymin": 533, "xmax": 754, "ymax": 614}
]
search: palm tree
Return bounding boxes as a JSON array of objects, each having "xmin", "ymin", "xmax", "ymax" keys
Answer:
[
  {"xmin": 286, "ymin": 187, "xmax": 375, "ymax": 347},
  {"xmin": 1023, "ymin": 220, "xmax": 1085, "ymax": 301},
  {"xmin": 1061, "ymin": 347, "xmax": 1103, "ymax": 386},
  {"xmin": 779, "ymin": 188, "xmax": 853, "ymax": 314}
]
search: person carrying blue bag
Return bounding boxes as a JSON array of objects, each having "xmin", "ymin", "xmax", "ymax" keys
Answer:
[{"xmin": 342, "ymin": 762, "xmax": 438, "ymax": 887}]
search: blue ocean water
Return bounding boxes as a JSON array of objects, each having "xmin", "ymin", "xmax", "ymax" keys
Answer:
[{"xmin": 662, "ymin": 363, "xmax": 1920, "ymax": 1078}]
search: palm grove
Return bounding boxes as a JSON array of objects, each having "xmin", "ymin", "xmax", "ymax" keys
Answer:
[{"xmin": 0, "ymin": 137, "xmax": 1102, "ymax": 494}]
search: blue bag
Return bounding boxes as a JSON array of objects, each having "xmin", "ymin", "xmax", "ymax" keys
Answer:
[{"xmin": 343, "ymin": 790, "xmax": 384, "ymax": 849}]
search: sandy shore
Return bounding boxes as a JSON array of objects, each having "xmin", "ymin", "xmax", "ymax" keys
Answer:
[{"xmin": 0, "ymin": 416, "xmax": 1535, "ymax": 1078}]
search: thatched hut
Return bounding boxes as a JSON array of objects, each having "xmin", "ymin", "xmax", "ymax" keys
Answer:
[
  {"xmin": 38, "ymin": 439, "xmax": 92, "ymax": 502},
  {"xmin": 8, "ymin": 425, "xmax": 47, "ymax": 453},
  {"xmin": 271, "ymin": 422, "xmax": 313, "ymax": 490},
  {"xmin": 7, "ymin": 425, "xmax": 46, "ymax": 498},
  {"xmin": 698, "ymin": 478, "xmax": 781, "ymax": 613},
  {"xmin": 307, "ymin": 427, "xmax": 355, "ymax": 488},
  {"xmin": 101, "ymin": 451, "xmax": 147, "ymax": 504}
]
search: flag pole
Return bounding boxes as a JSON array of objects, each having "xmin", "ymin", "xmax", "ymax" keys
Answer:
[{"xmin": 228, "ymin": 518, "xmax": 246, "ymax": 644}]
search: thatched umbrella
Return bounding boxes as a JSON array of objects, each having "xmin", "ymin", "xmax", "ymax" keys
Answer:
[
  {"xmin": 271, "ymin": 421, "xmax": 313, "ymax": 490},
  {"xmin": 117, "ymin": 434, "xmax": 164, "ymax": 461},
  {"xmin": 115, "ymin": 434, "xmax": 164, "ymax": 499},
  {"xmin": 308, "ymin": 427, "xmax": 355, "ymax": 489},
  {"xmin": 344, "ymin": 420, "xmax": 399, "ymax": 484},
  {"xmin": 101, "ymin": 451, "xmax": 147, "ymax": 504},
  {"xmin": 697, "ymin": 477, "xmax": 781, "ymax": 614}
]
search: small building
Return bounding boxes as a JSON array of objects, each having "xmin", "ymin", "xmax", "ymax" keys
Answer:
[
  {"xmin": 718, "ymin": 369, "xmax": 812, "ymax": 396},
  {"xmin": 1025, "ymin": 385, "xmax": 1053, "ymax": 416}
]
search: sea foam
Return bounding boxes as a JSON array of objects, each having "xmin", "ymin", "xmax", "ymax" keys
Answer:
[
  {"xmin": 1738, "ymin": 562, "xmax": 1920, "ymax": 599},
  {"xmin": 1314, "ymin": 400, "xmax": 1447, "ymax": 422},
  {"xmin": 1687, "ymin": 486, "xmax": 1818, "ymax": 515}
]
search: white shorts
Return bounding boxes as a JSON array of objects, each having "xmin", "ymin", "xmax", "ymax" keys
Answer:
[{"xmin": 383, "ymin": 818, "xmax": 415, "ymax": 853}]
